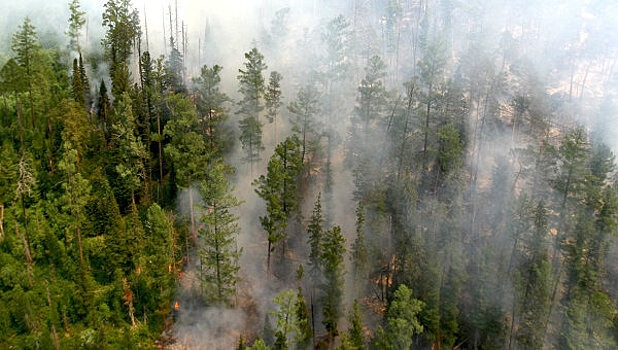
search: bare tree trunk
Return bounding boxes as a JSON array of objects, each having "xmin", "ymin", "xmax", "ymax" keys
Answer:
[{"xmin": 578, "ymin": 61, "xmax": 591, "ymax": 100}]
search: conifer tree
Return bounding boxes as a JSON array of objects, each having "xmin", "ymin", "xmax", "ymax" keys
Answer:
[
  {"xmin": 320, "ymin": 225, "xmax": 346, "ymax": 340},
  {"xmin": 112, "ymin": 92, "xmax": 147, "ymax": 206},
  {"xmin": 12, "ymin": 17, "xmax": 41, "ymax": 128},
  {"xmin": 513, "ymin": 200, "xmax": 551, "ymax": 349},
  {"xmin": 288, "ymin": 84, "xmax": 321, "ymax": 164},
  {"xmin": 97, "ymin": 80, "xmax": 112, "ymax": 132},
  {"xmin": 265, "ymin": 71, "xmax": 283, "ymax": 144},
  {"xmin": 163, "ymin": 94, "xmax": 207, "ymax": 241},
  {"xmin": 237, "ymin": 47, "xmax": 267, "ymax": 166},
  {"xmin": 193, "ymin": 64, "xmax": 232, "ymax": 155},
  {"xmin": 350, "ymin": 203, "xmax": 368, "ymax": 295},
  {"xmin": 374, "ymin": 284, "xmax": 424, "ymax": 350},
  {"xmin": 254, "ymin": 136, "xmax": 303, "ymax": 272},
  {"xmin": 295, "ymin": 288, "xmax": 312, "ymax": 349},
  {"xmin": 66, "ymin": 0, "xmax": 86, "ymax": 53},
  {"xmin": 71, "ymin": 58, "xmax": 84, "ymax": 105},
  {"xmin": 307, "ymin": 193, "xmax": 324, "ymax": 274},
  {"xmin": 198, "ymin": 160, "xmax": 242, "ymax": 304},
  {"xmin": 102, "ymin": 0, "xmax": 140, "ymax": 97},
  {"xmin": 340, "ymin": 300, "xmax": 365, "ymax": 350}
]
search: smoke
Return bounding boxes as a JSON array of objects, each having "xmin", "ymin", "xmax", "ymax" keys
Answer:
[{"xmin": 2, "ymin": 0, "xmax": 617, "ymax": 347}]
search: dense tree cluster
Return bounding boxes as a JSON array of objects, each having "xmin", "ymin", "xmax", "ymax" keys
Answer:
[{"xmin": 1, "ymin": 0, "xmax": 617, "ymax": 349}]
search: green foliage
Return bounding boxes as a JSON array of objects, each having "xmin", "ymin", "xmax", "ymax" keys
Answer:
[
  {"xmin": 350, "ymin": 203, "xmax": 369, "ymax": 294},
  {"xmin": 288, "ymin": 84, "xmax": 321, "ymax": 163},
  {"xmin": 237, "ymin": 47, "xmax": 267, "ymax": 118},
  {"xmin": 111, "ymin": 92, "xmax": 147, "ymax": 204},
  {"xmin": 239, "ymin": 116, "xmax": 264, "ymax": 163},
  {"xmin": 237, "ymin": 47, "xmax": 267, "ymax": 163},
  {"xmin": 321, "ymin": 15, "xmax": 351, "ymax": 82},
  {"xmin": 355, "ymin": 55, "xmax": 388, "ymax": 131},
  {"xmin": 374, "ymin": 284, "xmax": 424, "ymax": 350},
  {"xmin": 250, "ymin": 338, "xmax": 270, "ymax": 350},
  {"xmin": 340, "ymin": 300, "xmax": 365, "ymax": 349},
  {"xmin": 265, "ymin": 71, "xmax": 283, "ymax": 122},
  {"xmin": 102, "ymin": 0, "xmax": 140, "ymax": 66},
  {"xmin": 67, "ymin": 0, "xmax": 86, "ymax": 52},
  {"xmin": 269, "ymin": 289, "xmax": 300, "ymax": 349},
  {"xmin": 193, "ymin": 64, "xmax": 233, "ymax": 154},
  {"xmin": 165, "ymin": 39, "xmax": 185, "ymax": 93},
  {"xmin": 254, "ymin": 136, "xmax": 303, "ymax": 268},
  {"xmin": 163, "ymin": 93, "xmax": 207, "ymax": 187},
  {"xmin": 295, "ymin": 288, "xmax": 312, "ymax": 348},
  {"xmin": 11, "ymin": 18, "xmax": 41, "ymax": 77},
  {"xmin": 307, "ymin": 193, "xmax": 324, "ymax": 274},
  {"xmin": 198, "ymin": 160, "xmax": 242, "ymax": 304},
  {"xmin": 320, "ymin": 225, "xmax": 346, "ymax": 338}
]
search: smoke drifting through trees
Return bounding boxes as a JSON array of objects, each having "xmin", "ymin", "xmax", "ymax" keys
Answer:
[{"xmin": 0, "ymin": 0, "xmax": 617, "ymax": 349}]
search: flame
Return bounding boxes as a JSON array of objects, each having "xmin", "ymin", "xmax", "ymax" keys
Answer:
[{"xmin": 174, "ymin": 301, "xmax": 180, "ymax": 311}]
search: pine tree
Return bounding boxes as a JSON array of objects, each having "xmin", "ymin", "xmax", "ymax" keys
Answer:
[
  {"xmin": 514, "ymin": 200, "xmax": 552, "ymax": 349},
  {"xmin": 320, "ymin": 225, "xmax": 346, "ymax": 340},
  {"xmin": 11, "ymin": 17, "xmax": 41, "ymax": 128},
  {"xmin": 254, "ymin": 136, "xmax": 303, "ymax": 272},
  {"xmin": 78, "ymin": 54, "xmax": 90, "ymax": 106},
  {"xmin": 374, "ymin": 284, "xmax": 424, "ymax": 350},
  {"xmin": 321, "ymin": 15, "xmax": 351, "ymax": 85},
  {"xmin": 111, "ymin": 92, "xmax": 147, "ymax": 206},
  {"xmin": 288, "ymin": 84, "xmax": 321, "ymax": 164},
  {"xmin": 97, "ymin": 80, "xmax": 112, "ymax": 133},
  {"xmin": 192, "ymin": 64, "xmax": 232, "ymax": 155},
  {"xmin": 198, "ymin": 160, "xmax": 242, "ymax": 304},
  {"xmin": 165, "ymin": 37, "xmax": 185, "ymax": 93},
  {"xmin": 265, "ymin": 71, "xmax": 283, "ymax": 144},
  {"xmin": 66, "ymin": 0, "xmax": 86, "ymax": 53},
  {"xmin": 237, "ymin": 47, "xmax": 267, "ymax": 166},
  {"xmin": 340, "ymin": 300, "xmax": 365, "ymax": 350},
  {"xmin": 163, "ymin": 106, "xmax": 206, "ymax": 240},
  {"xmin": 350, "ymin": 203, "xmax": 368, "ymax": 295},
  {"xmin": 71, "ymin": 58, "xmax": 84, "ymax": 105},
  {"xmin": 102, "ymin": 0, "xmax": 140, "ymax": 97},
  {"xmin": 307, "ymin": 193, "xmax": 324, "ymax": 274},
  {"xmin": 355, "ymin": 55, "xmax": 388, "ymax": 133},
  {"xmin": 295, "ymin": 288, "xmax": 312, "ymax": 349}
]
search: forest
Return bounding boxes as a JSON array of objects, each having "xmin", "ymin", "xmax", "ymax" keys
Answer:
[{"xmin": 0, "ymin": 0, "xmax": 617, "ymax": 349}]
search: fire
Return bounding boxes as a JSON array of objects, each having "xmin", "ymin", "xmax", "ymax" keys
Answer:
[{"xmin": 174, "ymin": 301, "xmax": 180, "ymax": 311}]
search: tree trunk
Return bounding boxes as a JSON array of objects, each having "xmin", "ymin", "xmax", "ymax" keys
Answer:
[
  {"xmin": 189, "ymin": 187, "xmax": 196, "ymax": 243},
  {"xmin": 423, "ymin": 83, "xmax": 432, "ymax": 169},
  {"xmin": 267, "ymin": 240, "xmax": 272, "ymax": 275},
  {"xmin": 77, "ymin": 225, "xmax": 84, "ymax": 263},
  {"xmin": 45, "ymin": 280, "xmax": 60, "ymax": 350},
  {"xmin": 157, "ymin": 112, "xmax": 163, "ymax": 201},
  {"xmin": 17, "ymin": 98, "xmax": 24, "ymax": 151},
  {"xmin": 28, "ymin": 85, "xmax": 35, "ymax": 128}
]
